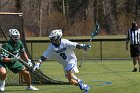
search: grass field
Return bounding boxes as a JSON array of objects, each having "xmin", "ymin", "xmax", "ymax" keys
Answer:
[{"xmin": 3, "ymin": 60, "xmax": 140, "ymax": 93}]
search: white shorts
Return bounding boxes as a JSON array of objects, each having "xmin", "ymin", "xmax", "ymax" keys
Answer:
[{"xmin": 64, "ymin": 61, "xmax": 79, "ymax": 73}]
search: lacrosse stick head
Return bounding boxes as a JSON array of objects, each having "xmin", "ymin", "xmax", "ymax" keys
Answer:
[
  {"xmin": 9, "ymin": 29, "xmax": 20, "ymax": 43},
  {"xmin": 91, "ymin": 24, "xmax": 99, "ymax": 38},
  {"xmin": 49, "ymin": 29, "xmax": 63, "ymax": 46}
]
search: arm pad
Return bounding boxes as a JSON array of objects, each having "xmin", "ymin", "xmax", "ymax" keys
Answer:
[{"xmin": 39, "ymin": 56, "xmax": 47, "ymax": 63}]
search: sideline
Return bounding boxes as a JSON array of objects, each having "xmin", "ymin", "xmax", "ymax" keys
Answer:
[{"xmin": 92, "ymin": 80, "xmax": 112, "ymax": 86}]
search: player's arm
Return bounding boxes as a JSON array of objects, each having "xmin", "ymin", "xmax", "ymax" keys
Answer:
[
  {"xmin": 126, "ymin": 31, "xmax": 129, "ymax": 50},
  {"xmin": 33, "ymin": 48, "xmax": 50, "ymax": 71},
  {"xmin": 21, "ymin": 51, "xmax": 33, "ymax": 67},
  {"xmin": 1, "ymin": 44, "xmax": 13, "ymax": 62},
  {"xmin": 22, "ymin": 51, "xmax": 29, "ymax": 60},
  {"xmin": 35, "ymin": 56, "xmax": 47, "ymax": 64},
  {"xmin": 33, "ymin": 56, "xmax": 47, "ymax": 71},
  {"xmin": 126, "ymin": 39, "xmax": 129, "ymax": 50},
  {"xmin": 19, "ymin": 41, "xmax": 33, "ymax": 67},
  {"xmin": 20, "ymin": 41, "xmax": 30, "ymax": 61},
  {"xmin": 2, "ymin": 58, "xmax": 11, "ymax": 62}
]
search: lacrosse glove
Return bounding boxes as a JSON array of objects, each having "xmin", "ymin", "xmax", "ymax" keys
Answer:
[
  {"xmin": 80, "ymin": 44, "xmax": 91, "ymax": 51},
  {"xmin": 33, "ymin": 63, "xmax": 41, "ymax": 71},
  {"xmin": 26, "ymin": 59, "xmax": 33, "ymax": 67},
  {"xmin": 10, "ymin": 56, "xmax": 20, "ymax": 63}
]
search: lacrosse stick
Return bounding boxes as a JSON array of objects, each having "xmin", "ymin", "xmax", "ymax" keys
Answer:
[
  {"xmin": 79, "ymin": 23, "xmax": 99, "ymax": 67},
  {"xmin": 0, "ymin": 44, "xmax": 34, "ymax": 73},
  {"xmin": 89, "ymin": 23, "xmax": 99, "ymax": 45}
]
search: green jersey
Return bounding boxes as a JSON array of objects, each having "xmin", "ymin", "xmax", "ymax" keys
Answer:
[
  {"xmin": 1, "ymin": 39, "xmax": 25, "ymax": 59},
  {"xmin": 0, "ymin": 39, "xmax": 25, "ymax": 73}
]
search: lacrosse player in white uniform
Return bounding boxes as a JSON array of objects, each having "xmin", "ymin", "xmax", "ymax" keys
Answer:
[{"xmin": 33, "ymin": 29, "xmax": 91, "ymax": 93}]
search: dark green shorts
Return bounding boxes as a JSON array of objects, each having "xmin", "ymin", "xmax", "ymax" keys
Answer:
[{"xmin": 5, "ymin": 60, "xmax": 24, "ymax": 73}]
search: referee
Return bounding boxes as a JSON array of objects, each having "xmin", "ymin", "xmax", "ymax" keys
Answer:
[{"xmin": 126, "ymin": 21, "xmax": 140, "ymax": 72}]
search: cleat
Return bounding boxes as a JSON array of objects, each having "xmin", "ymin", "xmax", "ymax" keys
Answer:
[
  {"xmin": 132, "ymin": 68, "xmax": 137, "ymax": 72},
  {"xmin": 0, "ymin": 81, "xmax": 5, "ymax": 92},
  {"xmin": 83, "ymin": 84, "xmax": 90, "ymax": 93},
  {"xmin": 78, "ymin": 80, "xmax": 84, "ymax": 90},
  {"xmin": 26, "ymin": 86, "xmax": 39, "ymax": 91}
]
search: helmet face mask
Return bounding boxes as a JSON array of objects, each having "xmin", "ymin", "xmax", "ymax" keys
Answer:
[
  {"xmin": 11, "ymin": 35, "xmax": 20, "ymax": 42},
  {"xmin": 9, "ymin": 29, "xmax": 20, "ymax": 43},
  {"xmin": 49, "ymin": 29, "xmax": 63, "ymax": 45}
]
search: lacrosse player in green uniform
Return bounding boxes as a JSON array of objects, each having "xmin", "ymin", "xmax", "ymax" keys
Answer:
[{"xmin": 0, "ymin": 29, "xmax": 39, "ymax": 91}]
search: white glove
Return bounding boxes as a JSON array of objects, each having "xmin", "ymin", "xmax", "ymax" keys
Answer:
[
  {"xmin": 15, "ymin": 55, "xmax": 21, "ymax": 60},
  {"xmin": 80, "ymin": 44, "xmax": 91, "ymax": 51},
  {"xmin": 33, "ymin": 63, "xmax": 41, "ymax": 71},
  {"xmin": 27, "ymin": 59, "xmax": 33, "ymax": 67}
]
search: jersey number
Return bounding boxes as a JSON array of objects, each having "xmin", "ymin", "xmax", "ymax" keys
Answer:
[{"xmin": 60, "ymin": 53, "xmax": 67, "ymax": 59}]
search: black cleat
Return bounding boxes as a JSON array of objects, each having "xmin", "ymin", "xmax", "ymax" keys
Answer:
[{"xmin": 132, "ymin": 68, "xmax": 137, "ymax": 72}]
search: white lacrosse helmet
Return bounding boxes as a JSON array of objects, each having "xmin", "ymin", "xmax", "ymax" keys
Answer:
[
  {"xmin": 49, "ymin": 29, "xmax": 63, "ymax": 44},
  {"xmin": 9, "ymin": 29, "xmax": 20, "ymax": 41}
]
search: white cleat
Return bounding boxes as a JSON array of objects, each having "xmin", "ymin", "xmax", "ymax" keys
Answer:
[
  {"xmin": 0, "ymin": 81, "xmax": 5, "ymax": 92},
  {"xmin": 26, "ymin": 86, "xmax": 39, "ymax": 91}
]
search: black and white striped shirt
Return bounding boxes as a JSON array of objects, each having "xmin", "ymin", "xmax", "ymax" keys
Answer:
[{"xmin": 127, "ymin": 28, "xmax": 140, "ymax": 45}]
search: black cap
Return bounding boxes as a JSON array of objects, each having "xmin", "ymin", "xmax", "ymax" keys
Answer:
[
  {"xmin": 131, "ymin": 21, "xmax": 138, "ymax": 29},
  {"xmin": 132, "ymin": 21, "xmax": 137, "ymax": 26}
]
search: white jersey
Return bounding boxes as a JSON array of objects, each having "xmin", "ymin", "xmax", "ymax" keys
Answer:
[{"xmin": 43, "ymin": 39, "xmax": 78, "ymax": 67}]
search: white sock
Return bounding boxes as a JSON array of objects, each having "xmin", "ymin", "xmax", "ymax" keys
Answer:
[
  {"xmin": 0, "ymin": 80, "xmax": 5, "ymax": 85},
  {"xmin": 72, "ymin": 75, "xmax": 78, "ymax": 81}
]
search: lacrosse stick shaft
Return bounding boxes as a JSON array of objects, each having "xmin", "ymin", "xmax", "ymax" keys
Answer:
[
  {"xmin": 79, "ymin": 50, "xmax": 87, "ymax": 67},
  {"xmin": 0, "ymin": 26, "xmax": 8, "ymax": 41},
  {"xmin": 79, "ymin": 23, "xmax": 99, "ymax": 67},
  {"xmin": 0, "ymin": 45, "xmax": 34, "ymax": 72},
  {"xmin": 79, "ymin": 38, "xmax": 92, "ymax": 67}
]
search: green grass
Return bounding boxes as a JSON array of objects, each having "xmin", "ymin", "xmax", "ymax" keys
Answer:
[{"xmin": 4, "ymin": 60, "xmax": 140, "ymax": 93}]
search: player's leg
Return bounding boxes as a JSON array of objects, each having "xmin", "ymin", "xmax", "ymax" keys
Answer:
[
  {"xmin": 0, "ymin": 65, "xmax": 6, "ymax": 92},
  {"xmin": 132, "ymin": 57, "xmax": 137, "ymax": 72},
  {"xmin": 137, "ymin": 45, "xmax": 140, "ymax": 72},
  {"xmin": 66, "ymin": 70, "xmax": 90, "ymax": 93},
  {"xmin": 137, "ymin": 56, "xmax": 140, "ymax": 72},
  {"xmin": 65, "ymin": 62, "xmax": 90, "ymax": 93},
  {"xmin": 19, "ymin": 69, "xmax": 39, "ymax": 90},
  {"xmin": 130, "ymin": 46, "xmax": 137, "ymax": 72},
  {"xmin": 7, "ymin": 60, "xmax": 39, "ymax": 90},
  {"xmin": 19, "ymin": 69, "xmax": 31, "ymax": 86},
  {"xmin": 66, "ymin": 70, "xmax": 84, "ymax": 89},
  {"xmin": 66, "ymin": 70, "xmax": 79, "ymax": 85}
]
